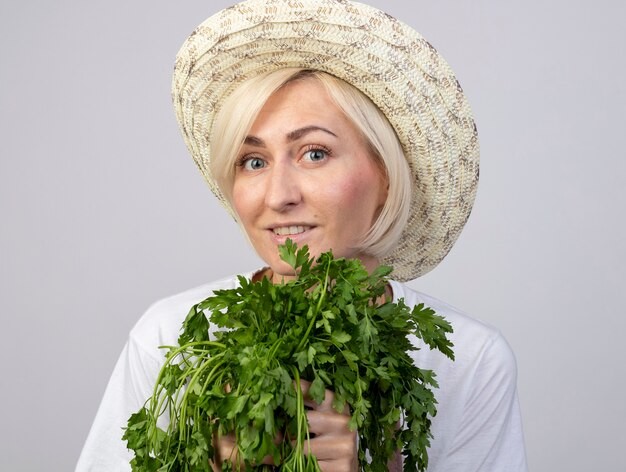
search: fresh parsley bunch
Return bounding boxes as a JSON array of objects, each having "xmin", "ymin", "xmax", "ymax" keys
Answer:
[{"xmin": 124, "ymin": 240, "xmax": 454, "ymax": 471}]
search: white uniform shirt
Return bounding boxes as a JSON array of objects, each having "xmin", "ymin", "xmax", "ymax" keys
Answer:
[{"xmin": 76, "ymin": 273, "xmax": 528, "ymax": 471}]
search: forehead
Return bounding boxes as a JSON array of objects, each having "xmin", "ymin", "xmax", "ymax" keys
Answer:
[{"xmin": 250, "ymin": 79, "xmax": 350, "ymax": 133}]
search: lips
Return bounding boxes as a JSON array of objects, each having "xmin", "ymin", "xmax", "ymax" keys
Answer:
[{"xmin": 272, "ymin": 225, "xmax": 311, "ymax": 236}]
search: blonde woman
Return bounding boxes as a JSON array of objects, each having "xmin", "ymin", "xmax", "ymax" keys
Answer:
[{"xmin": 77, "ymin": 1, "xmax": 527, "ymax": 471}]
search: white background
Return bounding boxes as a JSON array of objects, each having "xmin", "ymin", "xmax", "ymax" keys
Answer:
[{"xmin": 1, "ymin": 0, "xmax": 625, "ymax": 470}]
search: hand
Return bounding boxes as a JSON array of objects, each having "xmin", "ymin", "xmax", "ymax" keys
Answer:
[
  {"xmin": 300, "ymin": 380, "xmax": 358, "ymax": 472},
  {"xmin": 211, "ymin": 431, "xmax": 278, "ymax": 470},
  {"xmin": 211, "ymin": 382, "xmax": 279, "ymax": 470},
  {"xmin": 211, "ymin": 381, "xmax": 357, "ymax": 471},
  {"xmin": 300, "ymin": 381, "xmax": 401, "ymax": 471}
]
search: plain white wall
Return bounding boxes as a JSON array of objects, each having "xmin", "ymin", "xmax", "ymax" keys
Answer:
[{"xmin": 1, "ymin": 0, "xmax": 624, "ymax": 470}]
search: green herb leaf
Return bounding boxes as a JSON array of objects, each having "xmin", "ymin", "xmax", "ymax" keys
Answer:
[{"xmin": 124, "ymin": 240, "xmax": 454, "ymax": 471}]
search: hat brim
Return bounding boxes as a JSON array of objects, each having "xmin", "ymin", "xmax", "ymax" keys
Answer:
[{"xmin": 173, "ymin": 0, "xmax": 479, "ymax": 281}]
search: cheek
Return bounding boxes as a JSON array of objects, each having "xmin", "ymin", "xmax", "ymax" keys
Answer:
[
  {"xmin": 326, "ymin": 174, "xmax": 382, "ymax": 226},
  {"xmin": 231, "ymin": 181, "xmax": 257, "ymax": 226}
]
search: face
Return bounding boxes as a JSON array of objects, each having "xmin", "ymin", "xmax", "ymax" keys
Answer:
[{"xmin": 231, "ymin": 78, "xmax": 387, "ymax": 282}]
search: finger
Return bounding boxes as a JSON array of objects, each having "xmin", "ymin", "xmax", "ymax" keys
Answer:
[
  {"xmin": 215, "ymin": 432, "xmax": 238, "ymax": 468},
  {"xmin": 388, "ymin": 450, "xmax": 403, "ymax": 472},
  {"xmin": 299, "ymin": 433, "xmax": 357, "ymax": 461},
  {"xmin": 214, "ymin": 432, "xmax": 277, "ymax": 469},
  {"xmin": 298, "ymin": 380, "xmax": 345, "ymax": 413},
  {"xmin": 306, "ymin": 410, "xmax": 352, "ymax": 435},
  {"xmin": 317, "ymin": 455, "xmax": 358, "ymax": 472}
]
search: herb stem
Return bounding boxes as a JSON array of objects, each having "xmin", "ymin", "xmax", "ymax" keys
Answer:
[{"xmin": 295, "ymin": 258, "xmax": 331, "ymax": 353}]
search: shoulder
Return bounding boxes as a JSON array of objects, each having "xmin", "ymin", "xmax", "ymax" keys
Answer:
[
  {"xmin": 128, "ymin": 271, "xmax": 257, "ymax": 360},
  {"xmin": 390, "ymin": 280, "xmax": 501, "ymax": 340},
  {"xmin": 389, "ymin": 281, "xmax": 519, "ymax": 408},
  {"xmin": 390, "ymin": 282, "xmax": 525, "ymax": 470},
  {"xmin": 390, "ymin": 280, "xmax": 516, "ymax": 374}
]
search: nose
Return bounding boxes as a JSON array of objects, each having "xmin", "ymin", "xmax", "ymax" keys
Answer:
[{"xmin": 264, "ymin": 160, "xmax": 302, "ymax": 212}]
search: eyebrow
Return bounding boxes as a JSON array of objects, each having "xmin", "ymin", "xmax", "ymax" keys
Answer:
[{"xmin": 243, "ymin": 125, "xmax": 337, "ymax": 147}]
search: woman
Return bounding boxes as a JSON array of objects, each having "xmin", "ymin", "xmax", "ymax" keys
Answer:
[{"xmin": 77, "ymin": 1, "xmax": 527, "ymax": 470}]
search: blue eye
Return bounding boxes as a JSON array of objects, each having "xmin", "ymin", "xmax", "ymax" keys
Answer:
[
  {"xmin": 243, "ymin": 157, "xmax": 266, "ymax": 170},
  {"xmin": 305, "ymin": 149, "xmax": 327, "ymax": 162}
]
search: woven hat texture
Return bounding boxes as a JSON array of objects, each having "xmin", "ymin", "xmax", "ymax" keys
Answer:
[{"xmin": 172, "ymin": 0, "xmax": 480, "ymax": 281}]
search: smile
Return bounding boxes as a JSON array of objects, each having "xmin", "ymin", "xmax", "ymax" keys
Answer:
[{"xmin": 272, "ymin": 225, "xmax": 311, "ymax": 236}]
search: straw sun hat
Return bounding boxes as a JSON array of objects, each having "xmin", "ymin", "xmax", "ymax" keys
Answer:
[{"xmin": 172, "ymin": 0, "xmax": 479, "ymax": 281}]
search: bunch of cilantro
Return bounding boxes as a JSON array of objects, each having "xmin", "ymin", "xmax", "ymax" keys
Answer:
[{"xmin": 124, "ymin": 240, "xmax": 454, "ymax": 471}]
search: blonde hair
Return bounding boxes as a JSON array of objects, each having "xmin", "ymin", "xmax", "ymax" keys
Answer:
[{"xmin": 210, "ymin": 69, "xmax": 411, "ymax": 259}]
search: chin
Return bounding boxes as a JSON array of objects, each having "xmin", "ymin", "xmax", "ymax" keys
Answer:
[{"xmin": 267, "ymin": 259, "xmax": 300, "ymax": 279}]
